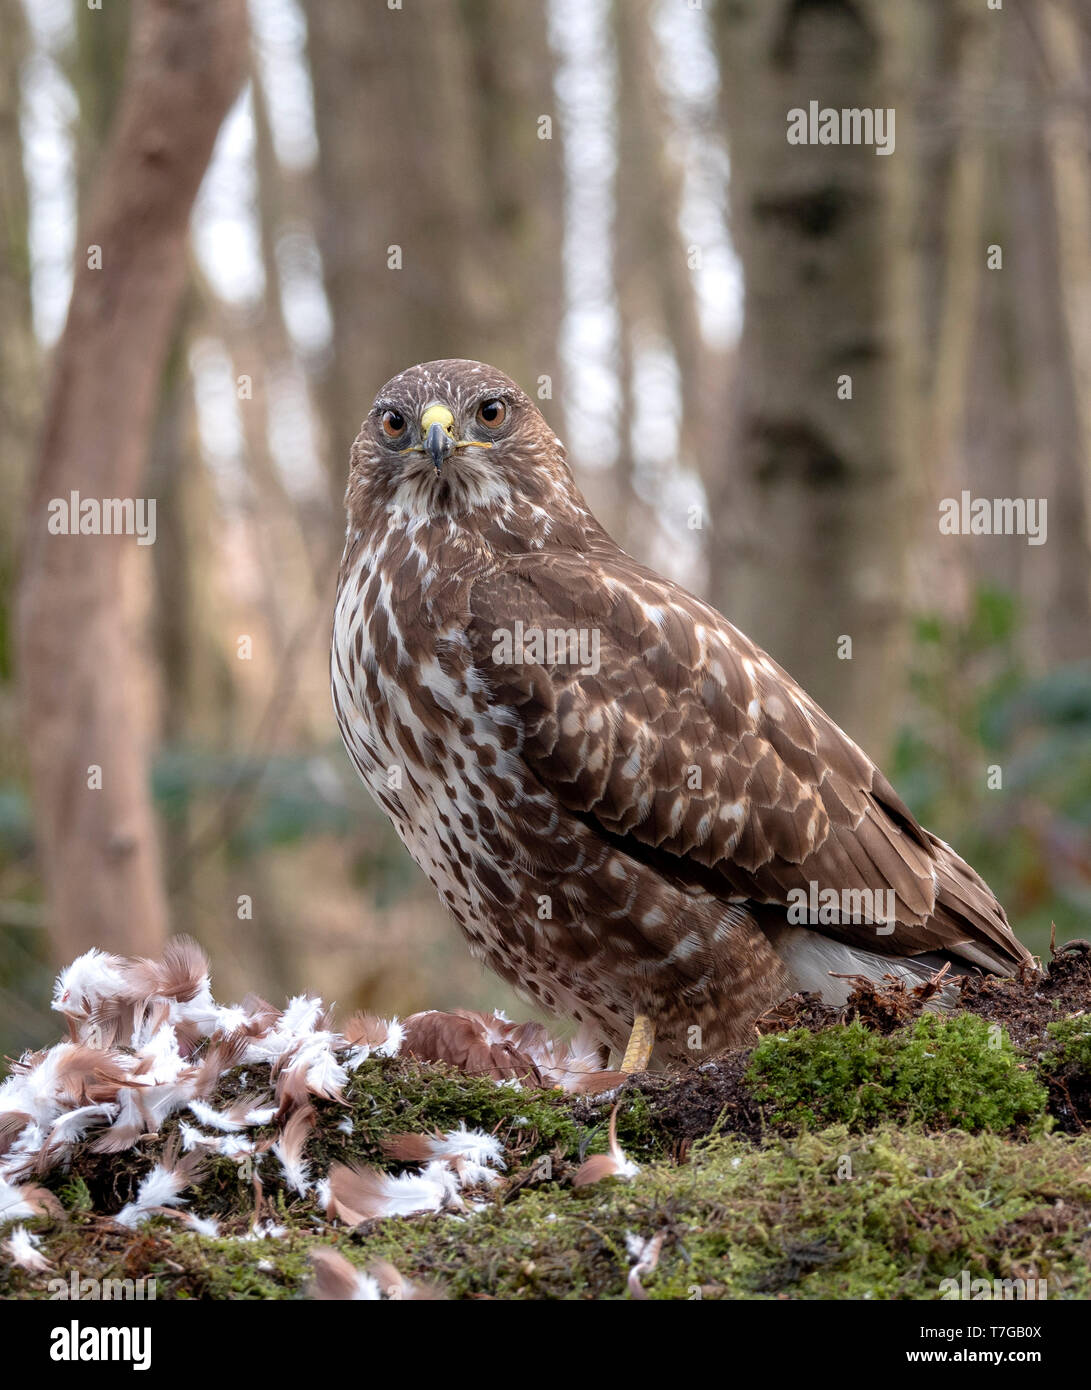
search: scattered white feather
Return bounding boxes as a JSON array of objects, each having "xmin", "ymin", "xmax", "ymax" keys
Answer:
[
  {"xmin": 297, "ymin": 1039, "xmax": 348, "ymax": 1100},
  {"xmin": 279, "ymin": 995, "xmax": 324, "ymax": 1036},
  {"xmin": 273, "ymin": 1132, "xmax": 311, "ymax": 1195},
  {"xmin": 173, "ymin": 987, "xmax": 249, "ymax": 1039},
  {"xmin": 371, "ymin": 1162, "xmax": 461, "ymax": 1218},
  {"xmin": 344, "ymin": 1016, "xmax": 403, "ymax": 1069},
  {"xmin": 344, "ymin": 1271, "xmax": 382, "ymax": 1299},
  {"xmin": 47, "ymin": 1103, "xmax": 118, "ymax": 1145},
  {"xmin": 178, "ymin": 1212, "xmax": 220, "ymax": 1238},
  {"xmin": 456, "ymin": 1160, "xmax": 503, "ymax": 1188},
  {"xmin": 51, "ymin": 949, "xmax": 128, "ymax": 1022},
  {"xmin": 114, "ymin": 1162, "xmax": 193, "ymax": 1228},
  {"xmin": 431, "ymin": 1124, "xmax": 506, "ymax": 1170},
  {"xmin": 140, "ymin": 1023, "xmax": 188, "ymax": 1082},
  {"xmin": 240, "ymin": 1220, "xmax": 286, "ymax": 1241},
  {"xmin": 625, "ymin": 1231, "xmax": 647, "ymax": 1261},
  {"xmin": 3, "ymin": 1225, "xmax": 52, "ymax": 1272},
  {"xmin": 179, "ymin": 1121, "xmax": 215, "ymax": 1153},
  {"xmin": 0, "ymin": 1123, "xmax": 46, "ymax": 1178},
  {"xmin": 0, "ymin": 1178, "xmax": 46, "ymax": 1227},
  {"xmin": 188, "ymin": 1099, "xmax": 245, "ymax": 1132},
  {"xmin": 376, "ymin": 1019, "xmax": 404, "ymax": 1058},
  {"xmin": 611, "ymin": 1150, "xmax": 640, "ymax": 1179},
  {"xmin": 105, "ymin": 1090, "xmax": 147, "ymax": 1141},
  {"xmin": 625, "ymin": 1231, "xmax": 665, "ymax": 1300},
  {"xmin": 0, "ymin": 1043, "xmax": 102, "ymax": 1129},
  {"xmin": 216, "ymin": 1135, "xmax": 255, "ymax": 1159}
]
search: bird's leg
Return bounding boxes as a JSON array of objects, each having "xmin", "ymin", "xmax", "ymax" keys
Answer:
[{"xmin": 620, "ymin": 1013, "xmax": 655, "ymax": 1073}]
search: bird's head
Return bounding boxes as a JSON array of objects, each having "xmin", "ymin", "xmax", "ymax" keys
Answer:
[{"xmin": 345, "ymin": 359, "xmax": 591, "ymax": 540}]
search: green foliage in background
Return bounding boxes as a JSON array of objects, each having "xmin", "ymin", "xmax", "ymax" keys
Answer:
[{"xmin": 892, "ymin": 587, "xmax": 1091, "ymax": 958}]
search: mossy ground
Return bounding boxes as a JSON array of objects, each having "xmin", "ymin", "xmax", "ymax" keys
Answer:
[
  {"xmin": 5, "ymin": 1119, "xmax": 1090, "ymax": 1301},
  {"xmin": 4, "ymin": 948, "xmax": 1090, "ymax": 1300}
]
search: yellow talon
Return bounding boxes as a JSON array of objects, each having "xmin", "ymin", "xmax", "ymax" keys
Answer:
[{"xmin": 620, "ymin": 1013, "xmax": 655, "ymax": 1073}]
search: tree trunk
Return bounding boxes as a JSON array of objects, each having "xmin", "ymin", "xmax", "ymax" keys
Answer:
[
  {"xmin": 712, "ymin": 0, "xmax": 908, "ymax": 758},
  {"xmin": 1035, "ymin": 0, "xmax": 1091, "ymax": 662},
  {"xmin": 17, "ymin": 0, "xmax": 248, "ymax": 962},
  {"xmin": 305, "ymin": 0, "xmax": 565, "ymax": 479},
  {"xmin": 0, "ymin": 0, "xmax": 38, "ymax": 760},
  {"xmin": 611, "ymin": 0, "xmax": 704, "ymax": 559}
]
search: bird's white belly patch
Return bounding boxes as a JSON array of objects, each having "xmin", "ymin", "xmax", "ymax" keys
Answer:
[{"xmin": 332, "ymin": 574, "xmax": 512, "ymax": 942}]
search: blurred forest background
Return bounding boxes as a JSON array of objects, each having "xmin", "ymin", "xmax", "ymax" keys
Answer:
[{"xmin": 1, "ymin": 0, "xmax": 1089, "ymax": 1057}]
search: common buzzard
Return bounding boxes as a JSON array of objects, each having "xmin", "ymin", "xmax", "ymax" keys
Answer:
[{"xmin": 331, "ymin": 359, "xmax": 1031, "ymax": 1070}]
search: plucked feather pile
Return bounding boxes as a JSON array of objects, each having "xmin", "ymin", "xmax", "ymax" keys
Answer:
[{"xmin": 0, "ymin": 937, "xmax": 634, "ymax": 1294}]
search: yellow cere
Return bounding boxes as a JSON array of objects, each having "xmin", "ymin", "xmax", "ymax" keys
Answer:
[{"xmin": 420, "ymin": 403, "xmax": 456, "ymax": 437}]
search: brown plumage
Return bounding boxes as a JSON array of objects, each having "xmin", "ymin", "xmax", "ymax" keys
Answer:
[
  {"xmin": 308, "ymin": 1248, "xmax": 443, "ymax": 1301},
  {"xmin": 400, "ymin": 1008, "xmax": 626, "ymax": 1092},
  {"xmin": 401, "ymin": 1008, "xmax": 546, "ymax": 1084},
  {"xmin": 331, "ymin": 359, "xmax": 1032, "ymax": 1067}
]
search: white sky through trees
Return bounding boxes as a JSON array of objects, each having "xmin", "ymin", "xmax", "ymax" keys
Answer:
[{"xmin": 18, "ymin": 0, "xmax": 740, "ymax": 590}]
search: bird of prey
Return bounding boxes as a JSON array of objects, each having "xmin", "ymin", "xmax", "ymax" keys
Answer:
[{"xmin": 331, "ymin": 359, "xmax": 1031, "ymax": 1071}]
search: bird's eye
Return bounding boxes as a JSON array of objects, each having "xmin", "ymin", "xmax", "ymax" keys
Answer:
[
  {"xmin": 477, "ymin": 398, "xmax": 506, "ymax": 429},
  {"xmin": 381, "ymin": 409, "xmax": 407, "ymax": 439}
]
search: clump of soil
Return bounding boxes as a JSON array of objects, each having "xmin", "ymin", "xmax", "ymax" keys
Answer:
[
  {"xmin": 616, "ymin": 1050, "xmax": 768, "ymax": 1147},
  {"xmin": 755, "ymin": 990, "xmax": 841, "ymax": 1034},
  {"xmin": 954, "ymin": 938, "xmax": 1091, "ymax": 1049},
  {"xmin": 761, "ymin": 941, "xmax": 1090, "ymax": 1043}
]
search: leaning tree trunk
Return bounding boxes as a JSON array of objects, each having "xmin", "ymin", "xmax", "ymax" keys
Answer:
[
  {"xmin": 713, "ymin": 0, "xmax": 909, "ymax": 758},
  {"xmin": 17, "ymin": 0, "xmax": 248, "ymax": 962}
]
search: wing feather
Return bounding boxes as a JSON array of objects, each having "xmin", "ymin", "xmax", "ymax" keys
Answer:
[{"xmin": 466, "ymin": 547, "xmax": 1029, "ymax": 974}]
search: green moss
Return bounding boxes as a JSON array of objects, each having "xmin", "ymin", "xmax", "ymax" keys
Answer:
[
  {"xmin": 746, "ymin": 1014, "xmax": 1048, "ymax": 1133},
  {"xmin": 1043, "ymin": 1016, "xmax": 1091, "ymax": 1073},
  {"xmin": 746, "ymin": 1020, "xmax": 890, "ymax": 1127},
  {"xmin": 289, "ymin": 1059, "xmax": 673, "ymax": 1190},
  {"xmin": 56, "ymin": 1176, "xmax": 93, "ymax": 1215},
  {"xmin": 340, "ymin": 1058, "xmax": 583, "ymax": 1158},
  {"xmin": 892, "ymin": 1015, "xmax": 1047, "ymax": 1132},
  {"xmin": 198, "ymin": 1124, "xmax": 1091, "ymax": 1299},
  {"xmin": 6, "ymin": 1124, "xmax": 1088, "ymax": 1300},
  {"xmin": 0, "ymin": 1021, "xmax": 1077, "ymax": 1302}
]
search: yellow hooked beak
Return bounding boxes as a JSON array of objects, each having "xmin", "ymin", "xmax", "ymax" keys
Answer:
[
  {"xmin": 400, "ymin": 401, "xmax": 494, "ymax": 473},
  {"xmin": 420, "ymin": 403, "xmax": 455, "ymax": 473}
]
